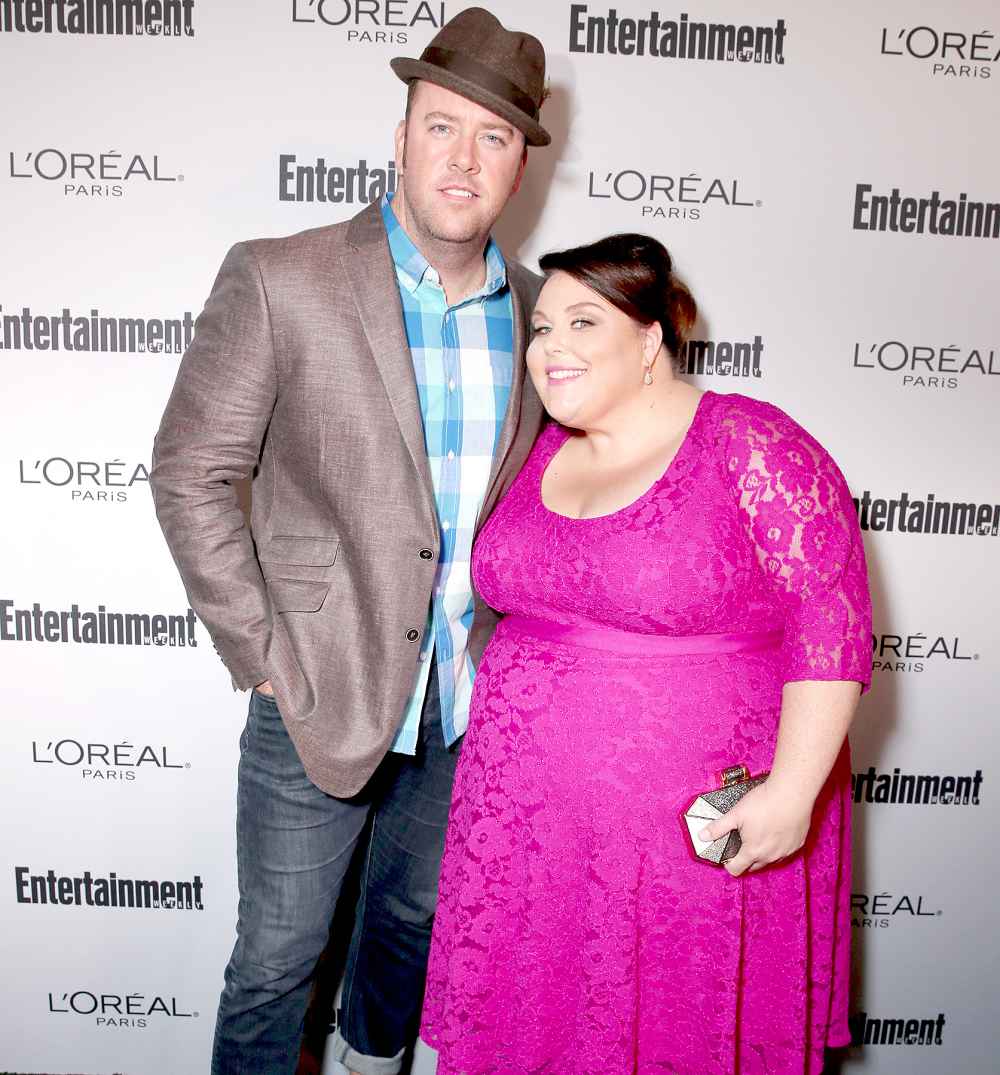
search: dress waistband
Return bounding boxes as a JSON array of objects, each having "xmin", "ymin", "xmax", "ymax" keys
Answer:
[{"xmin": 502, "ymin": 615, "xmax": 783, "ymax": 657}]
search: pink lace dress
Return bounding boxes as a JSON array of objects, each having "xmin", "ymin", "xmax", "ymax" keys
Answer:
[{"xmin": 421, "ymin": 391, "xmax": 872, "ymax": 1074}]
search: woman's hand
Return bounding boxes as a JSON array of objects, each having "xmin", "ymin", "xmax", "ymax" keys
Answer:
[{"xmin": 698, "ymin": 779, "xmax": 814, "ymax": 877}]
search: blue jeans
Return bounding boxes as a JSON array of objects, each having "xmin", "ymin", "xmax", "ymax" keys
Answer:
[{"xmin": 212, "ymin": 671, "xmax": 458, "ymax": 1075}]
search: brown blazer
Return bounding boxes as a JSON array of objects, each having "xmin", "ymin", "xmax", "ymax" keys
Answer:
[{"xmin": 151, "ymin": 201, "xmax": 544, "ymax": 796}]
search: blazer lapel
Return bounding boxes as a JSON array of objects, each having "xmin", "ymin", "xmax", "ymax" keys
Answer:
[{"xmin": 343, "ymin": 203, "xmax": 435, "ymax": 514}]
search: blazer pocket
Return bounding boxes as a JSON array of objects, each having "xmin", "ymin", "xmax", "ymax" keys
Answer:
[
  {"xmin": 258, "ymin": 534, "xmax": 341, "ymax": 582},
  {"xmin": 267, "ymin": 578, "xmax": 332, "ymax": 613},
  {"xmin": 258, "ymin": 534, "xmax": 339, "ymax": 566}
]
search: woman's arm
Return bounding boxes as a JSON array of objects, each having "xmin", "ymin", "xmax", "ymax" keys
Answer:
[
  {"xmin": 699, "ymin": 679, "xmax": 861, "ymax": 876},
  {"xmin": 705, "ymin": 397, "xmax": 874, "ymax": 876}
]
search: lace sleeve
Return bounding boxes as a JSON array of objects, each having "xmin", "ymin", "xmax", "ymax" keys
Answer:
[{"xmin": 719, "ymin": 397, "xmax": 872, "ymax": 692}]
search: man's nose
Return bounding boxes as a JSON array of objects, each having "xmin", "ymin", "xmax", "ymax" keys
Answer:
[{"xmin": 448, "ymin": 133, "xmax": 480, "ymax": 173}]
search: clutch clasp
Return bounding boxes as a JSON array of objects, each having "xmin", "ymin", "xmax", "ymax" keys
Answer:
[{"xmin": 720, "ymin": 764, "xmax": 750, "ymax": 787}]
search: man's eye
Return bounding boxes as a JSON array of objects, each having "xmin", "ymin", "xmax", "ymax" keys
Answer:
[
  {"xmin": 483, "ymin": 133, "xmax": 506, "ymax": 146},
  {"xmin": 431, "ymin": 124, "xmax": 451, "ymax": 135}
]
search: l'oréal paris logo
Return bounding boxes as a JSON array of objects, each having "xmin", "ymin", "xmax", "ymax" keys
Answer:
[
  {"xmin": 17, "ymin": 456, "xmax": 150, "ymax": 504},
  {"xmin": 47, "ymin": 987, "xmax": 197, "ymax": 1029},
  {"xmin": 7, "ymin": 148, "xmax": 183, "ymax": 198},
  {"xmin": 872, "ymin": 632, "xmax": 979, "ymax": 675},
  {"xmin": 851, "ymin": 339, "xmax": 999, "ymax": 391},
  {"xmin": 291, "ymin": 0, "xmax": 445, "ymax": 44},
  {"xmin": 31, "ymin": 737, "xmax": 190, "ymax": 782},
  {"xmin": 851, "ymin": 891, "xmax": 942, "ymax": 929},
  {"xmin": 880, "ymin": 23, "xmax": 996, "ymax": 81},
  {"xmin": 586, "ymin": 168, "xmax": 761, "ymax": 222}
]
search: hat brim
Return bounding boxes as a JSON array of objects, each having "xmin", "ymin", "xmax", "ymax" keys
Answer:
[{"xmin": 391, "ymin": 56, "xmax": 551, "ymax": 147}]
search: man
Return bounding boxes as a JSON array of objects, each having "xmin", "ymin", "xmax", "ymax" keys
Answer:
[{"xmin": 150, "ymin": 8, "xmax": 550, "ymax": 1074}]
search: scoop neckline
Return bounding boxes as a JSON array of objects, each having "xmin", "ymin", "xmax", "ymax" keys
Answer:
[{"xmin": 538, "ymin": 390, "xmax": 715, "ymax": 523}]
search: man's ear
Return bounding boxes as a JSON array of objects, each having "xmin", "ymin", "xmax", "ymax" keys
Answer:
[
  {"xmin": 510, "ymin": 146, "xmax": 528, "ymax": 196},
  {"xmin": 394, "ymin": 119, "xmax": 406, "ymax": 173}
]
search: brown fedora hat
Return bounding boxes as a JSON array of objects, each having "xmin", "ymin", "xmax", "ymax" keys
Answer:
[{"xmin": 390, "ymin": 6, "xmax": 550, "ymax": 147}]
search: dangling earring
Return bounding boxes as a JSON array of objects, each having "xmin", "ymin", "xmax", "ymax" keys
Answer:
[{"xmin": 643, "ymin": 365, "xmax": 654, "ymax": 385}]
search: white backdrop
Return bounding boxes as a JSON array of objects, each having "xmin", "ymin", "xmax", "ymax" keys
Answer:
[{"xmin": 1, "ymin": 2, "xmax": 997, "ymax": 1073}]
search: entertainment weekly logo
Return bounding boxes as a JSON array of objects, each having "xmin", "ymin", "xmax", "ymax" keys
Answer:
[
  {"xmin": 16, "ymin": 865, "xmax": 204, "ymax": 911},
  {"xmin": 849, "ymin": 1012, "xmax": 946, "ymax": 1047},
  {"xmin": 880, "ymin": 22, "xmax": 997, "ymax": 82},
  {"xmin": 279, "ymin": 155, "xmax": 397, "ymax": 204},
  {"xmin": 851, "ymin": 766, "xmax": 983, "ymax": 806},
  {"xmin": 0, "ymin": 304, "xmax": 195, "ymax": 353},
  {"xmin": 678, "ymin": 335, "xmax": 763, "ymax": 378},
  {"xmin": 46, "ymin": 987, "xmax": 199, "ymax": 1030},
  {"xmin": 852, "ymin": 184, "xmax": 1000, "ymax": 239},
  {"xmin": 0, "ymin": 600, "xmax": 199, "ymax": 648},
  {"xmin": 291, "ymin": 0, "xmax": 445, "ymax": 45},
  {"xmin": 0, "ymin": 0, "xmax": 194, "ymax": 36},
  {"xmin": 17, "ymin": 455, "xmax": 151, "ymax": 504},
  {"xmin": 851, "ymin": 891, "xmax": 942, "ymax": 930},
  {"xmin": 7, "ymin": 148, "xmax": 184, "ymax": 199},
  {"xmin": 585, "ymin": 167, "xmax": 761, "ymax": 222},
  {"xmin": 851, "ymin": 338, "xmax": 999, "ymax": 391},
  {"xmin": 31, "ymin": 737, "xmax": 190, "ymax": 783},
  {"xmin": 568, "ymin": 6, "xmax": 787, "ymax": 64},
  {"xmin": 851, "ymin": 490, "xmax": 999, "ymax": 537},
  {"xmin": 871, "ymin": 632, "xmax": 980, "ymax": 675}
]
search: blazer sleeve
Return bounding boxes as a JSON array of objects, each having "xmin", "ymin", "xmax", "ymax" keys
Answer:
[
  {"xmin": 150, "ymin": 242, "xmax": 277, "ymax": 689},
  {"xmin": 718, "ymin": 396, "xmax": 873, "ymax": 693}
]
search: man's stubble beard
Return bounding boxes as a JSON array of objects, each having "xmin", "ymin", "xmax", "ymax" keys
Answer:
[
  {"xmin": 405, "ymin": 193, "xmax": 485, "ymax": 247},
  {"xmin": 398, "ymin": 142, "xmax": 496, "ymax": 249}
]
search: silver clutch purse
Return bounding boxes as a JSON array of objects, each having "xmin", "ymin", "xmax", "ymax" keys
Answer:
[{"xmin": 683, "ymin": 764, "xmax": 769, "ymax": 864}]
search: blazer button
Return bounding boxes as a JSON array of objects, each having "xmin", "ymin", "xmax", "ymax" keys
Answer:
[
  {"xmin": 419, "ymin": 549, "xmax": 434, "ymax": 560},
  {"xmin": 405, "ymin": 629, "xmax": 420, "ymax": 643}
]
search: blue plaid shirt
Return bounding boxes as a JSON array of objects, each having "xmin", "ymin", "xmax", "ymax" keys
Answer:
[{"xmin": 381, "ymin": 194, "xmax": 514, "ymax": 753}]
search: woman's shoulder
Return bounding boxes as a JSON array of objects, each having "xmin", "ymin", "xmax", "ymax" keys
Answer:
[
  {"xmin": 702, "ymin": 391, "xmax": 849, "ymax": 499},
  {"xmin": 703, "ymin": 391, "xmax": 819, "ymax": 448}
]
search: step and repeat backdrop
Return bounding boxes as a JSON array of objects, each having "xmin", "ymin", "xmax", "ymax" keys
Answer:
[{"xmin": 1, "ymin": 1, "xmax": 997, "ymax": 1073}]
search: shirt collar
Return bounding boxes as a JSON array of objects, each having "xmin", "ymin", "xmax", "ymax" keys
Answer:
[{"xmin": 381, "ymin": 193, "xmax": 507, "ymax": 302}]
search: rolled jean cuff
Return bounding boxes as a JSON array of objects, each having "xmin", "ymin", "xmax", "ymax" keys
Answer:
[{"xmin": 327, "ymin": 1026, "xmax": 405, "ymax": 1075}]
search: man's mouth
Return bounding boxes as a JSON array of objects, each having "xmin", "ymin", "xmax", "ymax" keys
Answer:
[{"xmin": 440, "ymin": 187, "xmax": 478, "ymax": 200}]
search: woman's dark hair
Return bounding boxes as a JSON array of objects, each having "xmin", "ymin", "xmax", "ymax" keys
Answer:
[{"xmin": 538, "ymin": 233, "xmax": 697, "ymax": 368}]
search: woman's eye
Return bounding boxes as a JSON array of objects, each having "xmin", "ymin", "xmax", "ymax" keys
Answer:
[
  {"xmin": 571, "ymin": 318, "xmax": 593, "ymax": 329},
  {"xmin": 531, "ymin": 325, "xmax": 550, "ymax": 335}
]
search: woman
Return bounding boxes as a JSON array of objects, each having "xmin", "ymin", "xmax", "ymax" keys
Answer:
[{"xmin": 420, "ymin": 234, "xmax": 871, "ymax": 1074}]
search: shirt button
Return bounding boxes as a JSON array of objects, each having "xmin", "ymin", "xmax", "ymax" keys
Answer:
[
  {"xmin": 419, "ymin": 549, "xmax": 434, "ymax": 560},
  {"xmin": 447, "ymin": 450, "xmax": 455, "ymax": 460},
  {"xmin": 405, "ymin": 629, "xmax": 420, "ymax": 643},
  {"xmin": 418, "ymin": 650, "xmax": 429, "ymax": 662},
  {"xmin": 448, "ymin": 378, "xmax": 456, "ymax": 391},
  {"xmin": 441, "ymin": 520, "xmax": 451, "ymax": 531}
]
